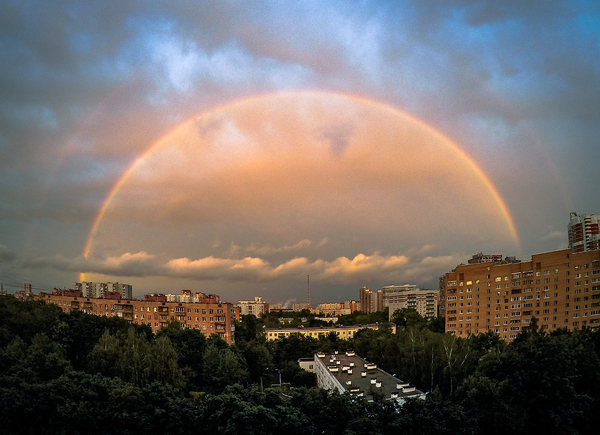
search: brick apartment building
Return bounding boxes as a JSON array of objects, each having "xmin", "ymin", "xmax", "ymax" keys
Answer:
[
  {"xmin": 38, "ymin": 290, "xmax": 238, "ymax": 344},
  {"xmin": 444, "ymin": 248, "xmax": 600, "ymax": 341}
]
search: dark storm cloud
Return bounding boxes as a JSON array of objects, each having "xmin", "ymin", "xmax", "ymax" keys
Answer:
[
  {"xmin": 0, "ymin": 245, "xmax": 16, "ymax": 263},
  {"xmin": 1, "ymin": 0, "xmax": 599, "ymax": 299}
]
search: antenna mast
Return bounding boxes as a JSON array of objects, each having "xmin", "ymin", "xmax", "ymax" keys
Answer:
[{"xmin": 307, "ymin": 274, "xmax": 311, "ymax": 309}]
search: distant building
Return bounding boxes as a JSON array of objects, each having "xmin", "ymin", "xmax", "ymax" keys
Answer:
[
  {"xmin": 237, "ymin": 296, "xmax": 269, "ymax": 316},
  {"xmin": 313, "ymin": 351, "xmax": 425, "ymax": 404},
  {"xmin": 381, "ymin": 284, "xmax": 439, "ymax": 320},
  {"xmin": 359, "ymin": 287, "xmax": 384, "ymax": 313},
  {"xmin": 293, "ymin": 303, "xmax": 310, "ymax": 311},
  {"xmin": 167, "ymin": 289, "xmax": 220, "ymax": 304},
  {"xmin": 13, "ymin": 283, "xmax": 34, "ymax": 301},
  {"xmin": 264, "ymin": 323, "xmax": 394, "ymax": 341},
  {"xmin": 38, "ymin": 289, "xmax": 237, "ymax": 344},
  {"xmin": 569, "ymin": 212, "xmax": 600, "ymax": 253},
  {"xmin": 314, "ymin": 301, "xmax": 358, "ymax": 316},
  {"xmin": 71, "ymin": 281, "xmax": 132, "ymax": 299}
]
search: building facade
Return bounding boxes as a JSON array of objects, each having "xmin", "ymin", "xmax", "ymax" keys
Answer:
[
  {"xmin": 569, "ymin": 212, "xmax": 600, "ymax": 253},
  {"xmin": 359, "ymin": 287, "xmax": 384, "ymax": 313},
  {"xmin": 444, "ymin": 248, "xmax": 600, "ymax": 341},
  {"xmin": 314, "ymin": 301, "xmax": 359, "ymax": 316},
  {"xmin": 381, "ymin": 284, "xmax": 439, "ymax": 320},
  {"xmin": 38, "ymin": 290, "xmax": 237, "ymax": 344},
  {"xmin": 237, "ymin": 296, "xmax": 269, "ymax": 316},
  {"xmin": 265, "ymin": 323, "xmax": 394, "ymax": 341},
  {"xmin": 71, "ymin": 281, "xmax": 133, "ymax": 299}
]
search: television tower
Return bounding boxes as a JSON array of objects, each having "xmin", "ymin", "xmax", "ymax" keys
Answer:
[{"xmin": 307, "ymin": 274, "xmax": 311, "ymax": 308}]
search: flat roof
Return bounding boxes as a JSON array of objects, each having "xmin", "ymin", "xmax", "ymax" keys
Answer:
[{"xmin": 316, "ymin": 352, "xmax": 424, "ymax": 402}]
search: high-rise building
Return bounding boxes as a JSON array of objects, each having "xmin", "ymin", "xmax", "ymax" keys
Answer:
[
  {"xmin": 381, "ymin": 284, "xmax": 439, "ymax": 320},
  {"xmin": 569, "ymin": 212, "xmax": 600, "ymax": 253},
  {"xmin": 444, "ymin": 248, "xmax": 600, "ymax": 341},
  {"xmin": 444, "ymin": 213, "xmax": 600, "ymax": 341},
  {"xmin": 359, "ymin": 286, "xmax": 384, "ymax": 313}
]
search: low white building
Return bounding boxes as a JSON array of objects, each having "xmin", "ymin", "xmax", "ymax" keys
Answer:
[
  {"xmin": 313, "ymin": 351, "xmax": 425, "ymax": 404},
  {"xmin": 237, "ymin": 296, "xmax": 269, "ymax": 316}
]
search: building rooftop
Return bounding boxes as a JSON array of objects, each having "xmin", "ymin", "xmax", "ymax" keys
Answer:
[{"xmin": 315, "ymin": 351, "xmax": 424, "ymax": 403}]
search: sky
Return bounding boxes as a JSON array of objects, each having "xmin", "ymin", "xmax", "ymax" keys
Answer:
[{"xmin": 1, "ymin": 1, "xmax": 599, "ymax": 305}]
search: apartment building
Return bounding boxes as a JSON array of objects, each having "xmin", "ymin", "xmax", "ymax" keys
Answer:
[
  {"xmin": 381, "ymin": 284, "xmax": 439, "ymax": 320},
  {"xmin": 237, "ymin": 296, "xmax": 269, "ymax": 316},
  {"xmin": 71, "ymin": 281, "xmax": 132, "ymax": 299},
  {"xmin": 39, "ymin": 290, "xmax": 237, "ymax": 344},
  {"xmin": 444, "ymin": 248, "xmax": 600, "ymax": 341},
  {"xmin": 569, "ymin": 212, "xmax": 600, "ymax": 253},
  {"xmin": 359, "ymin": 287, "xmax": 384, "ymax": 313}
]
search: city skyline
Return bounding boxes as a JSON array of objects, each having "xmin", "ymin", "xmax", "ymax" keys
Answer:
[{"xmin": 1, "ymin": 2, "xmax": 599, "ymax": 304}]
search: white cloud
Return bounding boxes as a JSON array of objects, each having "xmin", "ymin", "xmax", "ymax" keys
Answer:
[{"xmin": 25, "ymin": 249, "xmax": 460, "ymax": 288}]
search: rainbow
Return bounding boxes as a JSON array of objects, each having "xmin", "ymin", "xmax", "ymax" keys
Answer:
[{"xmin": 80, "ymin": 90, "xmax": 520, "ymax": 281}]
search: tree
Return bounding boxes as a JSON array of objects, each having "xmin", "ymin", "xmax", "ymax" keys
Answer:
[
  {"xmin": 202, "ymin": 346, "xmax": 248, "ymax": 392},
  {"xmin": 391, "ymin": 308, "xmax": 427, "ymax": 329}
]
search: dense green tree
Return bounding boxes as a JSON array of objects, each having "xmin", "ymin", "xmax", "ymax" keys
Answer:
[
  {"xmin": 391, "ymin": 308, "xmax": 427, "ymax": 329},
  {"xmin": 155, "ymin": 321, "xmax": 207, "ymax": 391},
  {"xmin": 273, "ymin": 333, "xmax": 319, "ymax": 366},
  {"xmin": 0, "ymin": 296, "xmax": 63, "ymax": 346},
  {"xmin": 456, "ymin": 324, "xmax": 600, "ymax": 435},
  {"xmin": 88, "ymin": 327, "xmax": 183, "ymax": 388},
  {"xmin": 202, "ymin": 345, "xmax": 248, "ymax": 392},
  {"xmin": 337, "ymin": 309, "xmax": 389, "ymax": 326}
]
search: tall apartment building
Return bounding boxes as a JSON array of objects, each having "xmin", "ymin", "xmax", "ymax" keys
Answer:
[
  {"xmin": 38, "ymin": 290, "xmax": 237, "ymax": 344},
  {"xmin": 569, "ymin": 212, "xmax": 600, "ymax": 253},
  {"xmin": 444, "ymin": 248, "xmax": 600, "ymax": 341},
  {"xmin": 72, "ymin": 281, "xmax": 132, "ymax": 299},
  {"xmin": 381, "ymin": 284, "xmax": 439, "ymax": 320},
  {"xmin": 359, "ymin": 287, "xmax": 384, "ymax": 313},
  {"xmin": 237, "ymin": 296, "xmax": 269, "ymax": 316}
]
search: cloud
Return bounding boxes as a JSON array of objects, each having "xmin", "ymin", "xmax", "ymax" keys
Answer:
[
  {"xmin": 541, "ymin": 231, "xmax": 567, "ymax": 242},
  {"xmin": 244, "ymin": 238, "xmax": 328, "ymax": 255},
  {"xmin": 25, "ymin": 248, "xmax": 459, "ymax": 288},
  {"xmin": 2, "ymin": 1, "xmax": 599, "ymax": 302},
  {"xmin": 0, "ymin": 245, "xmax": 16, "ymax": 263}
]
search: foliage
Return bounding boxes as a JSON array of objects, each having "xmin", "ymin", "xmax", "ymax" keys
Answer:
[
  {"xmin": 2, "ymin": 297, "xmax": 600, "ymax": 434},
  {"xmin": 337, "ymin": 309, "xmax": 389, "ymax": 326}
]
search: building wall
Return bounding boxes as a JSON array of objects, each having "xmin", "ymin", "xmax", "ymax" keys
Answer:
[
  {"xmin": 383, "ymin": 285, "xmax": 439, "ymax": 320},
  {"xmin": 444, "ymin": 248, "xmax": 600, "ymax": 341},
  {"xmin": 569, "ymin": 212, "xmax": 600, "ymax": 253},
  {"xmin": 359, "ymin": 287, "xmax": 384, "ymax": 313},
  {"xmin": 39, "ymin": 293, "xmax": 236, "ymax": 344},
  {"xmin": 265, "ymin": 323, "xmax": 394, "ymax": 341},
  {"xmin": 237, "ymin": 296, "xmax": 268, "ymax": 316}
]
